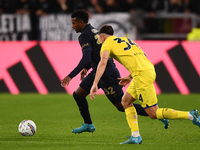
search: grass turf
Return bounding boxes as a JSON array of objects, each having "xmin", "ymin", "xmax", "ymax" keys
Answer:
[{"xmin": 0, "ymin": 93, "xmax": 200, "ymax": 150}]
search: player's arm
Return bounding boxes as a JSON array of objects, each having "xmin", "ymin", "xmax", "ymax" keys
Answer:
[
  {"xmin": 61, "ymin": 35, "xmax": 92, "ymax": 87},
  {"xmin": 61, "ymin": 76, "xmax": 72, "ymax": 87},
  {"xmin": 80, "ymin": 68, "xmax": 87, "ymax": 81},
  {"xmin": 70, "ymin": 34, "xmax": 92, "ymax": 79},
  {"xmin": 118, "ymin": 75, "xmax": 132, "ymax": 87},
  {"xmin": 61, "ymin": 50, "xmax": 91, "ymax": 87},
  {"xmin": 80, "ymin": 63, "xmax": 91, "ymax": 80},
  {"xmin": 90, "ymin": 51, "xmax": 109, "ymax": 100}
]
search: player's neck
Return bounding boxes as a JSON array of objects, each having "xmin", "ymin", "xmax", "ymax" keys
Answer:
[{"xmin": 81, "ymin": 23, "xmax": 88, "ymax": 32}]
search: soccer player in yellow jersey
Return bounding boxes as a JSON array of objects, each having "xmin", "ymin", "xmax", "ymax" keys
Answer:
[{"xmin": 90, "ymin": 25, "xmax": 200, "ymax": 144}]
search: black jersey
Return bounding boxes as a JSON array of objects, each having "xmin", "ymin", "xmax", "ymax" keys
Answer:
[{"xmin": 68, "ymin": 24, "xmax": 116, "ymax": 78}]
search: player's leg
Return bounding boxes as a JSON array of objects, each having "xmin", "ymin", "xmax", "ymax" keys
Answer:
[
  {"xmin": 120, "ymin": 91, "xmax": 142, "ymax": 144},
  {"xmin": 141, "ymin": 72, "xmax": 200, "ymax": 128},
  {"xmin": 73, "ymin": 87, "xmax": 91, "ymax": 123},
  {"xmin": 137, "ymin": 70, "xmax": 169, "ymax": 129},
  {"xmin": 72, "ymin": 72, "xmax": 96, "ymax": 133},
  {"xmin": 145, "ymin": 105, "xmax": 200, "ymax": 128},
  {"xmin": 100, "ymin": 68, "xmax": 148, "ymax": 116},
  {"xmin": 120, "ymin": 78, "xmax": 143, "ymax": 144},
  {"xmin": 100, "ymin": 81, "xmax": 148, "ymax": 116},
  {"xmin": 156, "ymin": 108, "xmax": 200, "ymax": 127}
]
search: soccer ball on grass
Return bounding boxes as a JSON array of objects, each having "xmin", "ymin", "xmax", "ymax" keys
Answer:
[{"xmin": 18, "ymin": 119, "xmax": 36, "ymax": 136}]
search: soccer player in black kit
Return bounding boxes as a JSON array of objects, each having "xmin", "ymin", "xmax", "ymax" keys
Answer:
[{"xmin": 61, "ymin": 9, "xmax": 169, "ymax": 133}]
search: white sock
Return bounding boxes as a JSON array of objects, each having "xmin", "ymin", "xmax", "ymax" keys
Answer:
[
  {"xmin": 188, "ymin": 112, "xmax": 193, "ymax": 120},
  {"xmin": 131, "ymin": 131, "xmax": 140, "ymax": 137}
]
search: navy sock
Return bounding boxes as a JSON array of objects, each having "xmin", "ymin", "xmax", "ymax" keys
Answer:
[
  {"xmin": 73, "ymin": 92, "xmax": 92, "ymax": 124},
  {"xmin": 117, "ymin": 103, "xmax": 148, "ymax": 116},
  {"xmin": 133, "ymin": 103, "xmax": 148, "ymax": 116}
]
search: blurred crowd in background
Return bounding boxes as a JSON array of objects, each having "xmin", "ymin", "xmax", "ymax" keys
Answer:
[
  {"xmin": 0, "ymin": 0, "xmax": 200, "ymax": 41},
  {"xmin": 0, "ymin": 0, "xmax": 200, "ymax": 16}
]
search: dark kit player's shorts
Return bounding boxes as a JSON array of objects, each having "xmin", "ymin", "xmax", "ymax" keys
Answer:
[{"xmin": 80, "ymin": 66, "xmax": 124, "ymax": 105}]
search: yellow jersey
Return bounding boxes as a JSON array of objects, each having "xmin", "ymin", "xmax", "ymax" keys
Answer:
[{"xmin": 100, "ymin": 36, "xmax": 155, "ymax": 77}]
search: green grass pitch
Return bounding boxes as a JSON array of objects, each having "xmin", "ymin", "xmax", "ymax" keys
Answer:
[{"xmin": 0, "ymin": 93, "xmax": 200, "ymax": 150}]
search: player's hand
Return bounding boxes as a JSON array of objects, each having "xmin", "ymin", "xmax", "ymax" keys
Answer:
[
  {"xmin": 80, "ymin": 69, "xmax": 87, "ymax": 80},
  {"xmin": 118, "ymin": 75, "xmax": 132, "ymax": 87},
  {"xmin": 90, "ymin": 84, "xmax": 98, "ymax": 100},
  {"xmin": 61, "ymin": 76, "xmax": 71, "ymax": 87}
]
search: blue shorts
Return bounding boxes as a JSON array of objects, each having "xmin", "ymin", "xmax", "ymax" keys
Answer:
[{"xmin": 80, "ymin": 66, "xmax": 124, "ymax": 105}]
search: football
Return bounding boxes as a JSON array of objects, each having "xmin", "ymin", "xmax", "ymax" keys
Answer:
[{"xmin": 18, "ymin": 119, "xmax": 36, "ymax": 136}]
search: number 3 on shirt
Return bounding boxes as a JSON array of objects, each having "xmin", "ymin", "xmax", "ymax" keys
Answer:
[{"xmin": 113, "ymin": 38, "xmax": 139, "ymax": 51}]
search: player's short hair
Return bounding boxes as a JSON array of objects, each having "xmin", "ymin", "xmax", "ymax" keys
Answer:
[
  {"xmin": 99, "ymin": 25, "xmax": 114, "ymax": 35},
  {"xmin": 71, "ymin": 9, "xmax": 88, "ymax": 23}
]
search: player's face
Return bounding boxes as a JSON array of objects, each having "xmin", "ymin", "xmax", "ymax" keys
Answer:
[{"xmin": 71, "ymin": 18, "xmax": 83, "ymax": 33}]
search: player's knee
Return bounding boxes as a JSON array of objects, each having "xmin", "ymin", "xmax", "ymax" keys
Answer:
[
  {"xmin": 121, "ymin": 100, "xmax": 132, "ymax": 109},
  {"xmin": 73, "ymin": 91, "xmax": 78, "ymax": 99},
  {"xmin": 121, "ymin": 101, "xmax": 126, "ymax": 108},
  {"xmin": 73, "ymin": 91, "xmax": 86, "ymax": 111},
  {"xmin": 73, "ymin": 91, "xmax": 83, "ymax": 101}
]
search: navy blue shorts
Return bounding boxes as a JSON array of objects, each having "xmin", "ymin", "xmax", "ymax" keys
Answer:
[{"xmin": 79, "ymin": 66, "xmax": 124, "ymax": 105}]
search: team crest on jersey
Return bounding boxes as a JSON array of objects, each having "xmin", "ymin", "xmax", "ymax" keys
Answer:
[{"xmin": 91, "ymin": 29, "xmax": 98, "ymax": 33}]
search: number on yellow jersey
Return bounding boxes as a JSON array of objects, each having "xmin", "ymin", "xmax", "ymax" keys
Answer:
[
  {"xmin": 113, "ymin": 37, "xmax": 147, "ymax": 57},
  {"xmin": 139, "ymin": 94, "xmax": 143, "ymax": 102},
  {"xmin": 113, "ymin": 38, "xmax": 140, "ymax": 51}
]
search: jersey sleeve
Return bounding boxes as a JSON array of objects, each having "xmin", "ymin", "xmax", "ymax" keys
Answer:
[
  {"xmin": 79, "ymin": 33, "xmax": 92, "ymax": 53},
  {"xmin": 68, "ymin": 34, "xmax": 92, "ymax": 78}
]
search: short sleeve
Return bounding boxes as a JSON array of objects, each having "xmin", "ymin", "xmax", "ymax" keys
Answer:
[{"xmin": 100, "ymin": 36, "xmax": 113, "ymax": 57}]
